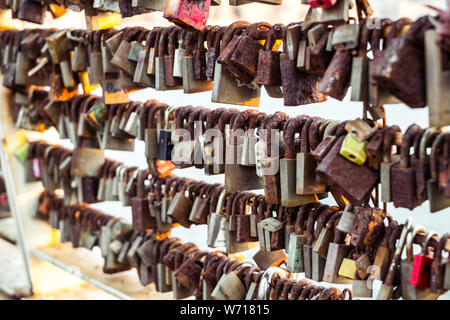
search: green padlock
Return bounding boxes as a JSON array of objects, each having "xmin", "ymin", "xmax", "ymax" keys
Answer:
[
  {"xmin": 15, "ymin": 142, "xmax": 30, "ymax": 165},
  {"xmin": 339, "ymin": 133, "xmax": 367, "ymax": 165}
]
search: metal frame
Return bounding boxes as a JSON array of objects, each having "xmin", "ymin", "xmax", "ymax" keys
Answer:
[{"xmin": 0, "ymin": 122, "xmax": 33, "ymax": 297}]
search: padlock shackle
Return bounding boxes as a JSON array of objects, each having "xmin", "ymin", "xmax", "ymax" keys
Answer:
[
  {"xmin": 283, "ymin": 117, "xmax": 302, "ymax": 159},
  {"xmin": 421, "ymin": 231, "xmax": 439, "ymax": 256},
  {"xmin": 357, "ymin": 18, "xmax": 372, "ymax": 57},
  {"xmin": 174, "ymin": 242, "xmax": 196, "ymax": 269},
  {"xmin": 123, "ymin": 101, "xmax": 142, "ymax": 120},
  {"xmin": 430, "ymin": 131, "xmax": 450, "ymax": 181},
  {"xmin": 232, "ymin": 109, "xmax": 257, "ymax": 130},
  {"xmin": 309, "ymin": 118, "xmax": 325, "ymax": 151},
  {"xmin": 208, "ymin": 185, "xmax": 224, "ymax": 213},
  {"xmin": 249, "ymin": 112, "xmax": 267, "ymax": 130},
  {"xmin": 188, "ymin": 106, "xmax": 205, "ymax": 138},
  {"xmin": 152, "ymin": 239, "xmax": 162, "ymax": 264},
  {"xmin": 380, "ymin": 220, "xmax": 398, "ymax": 247},
  {"xmin": 175, "ymin": 106, "xmax": 194, "ymax": 130},
  {"xmin": 266, "ymin": 111, "xmax": 289, "ymax": 158},
  {"xmin": 206, "ymin": 26, "xmax": 219, "ymax": 51},
  {"xmin": 198, "ymin": 108, "xmax": 210, "ymax": 135},
  {"xmin": 288, "ymin": 279, "xmax": 311, "ymax": 300},
  {"xmin": 270, "ymin": 277, "xmax": 288, "ymax": 300},
  {"xmin": 197, "ymin": 28, "xmax": 208, "ymax": 52},
  {"xmin": 102, "ymin": 28, "xmax": 119, "ymax": 46},
  {"xmin": 294, "ymin": 203, "xmax": 314, "ymax": 235},
  {"xmin": 108, "ymin": 161, "xmax": 122, "ymax": 180},
  {"xmin": 225, "ymin": 191, "xmax": 240, "ymax": 217},
  {"xmin": 220, "ymin": 21, "xmax": 250, "ymax": 51},
  {"xmin": 406, "ymin": 225, "xmax": 427, "ymax": 261},
  {"xmin": 214, "ymin": 255, "xmax": 230, "ymax": 282},
  {"xmin": 314, "ymin": 206, "xmax": 336, "ymax": 239},
  {"xmin": 158, "ymin": 26, "xmax": 176, "ymax": 58},
  {"xmin": 384, "ymin": 219, "xmax": 412, "ymax": 286},
  {"xmin": 159, "ymin": 237, "xmax": 178, "ymax": 263},
  {"xmin": 140, "ymin": 100, "xmax": 156, "ymax": 129},
  {"xmin": 326, "ymin": 210, "xmax": 342, "ymax": 231},
  {"xmin": 144, "ymin": 28, "xmax": 159, "ymax": 50},
  {"xmin": 434, "ymin": 233, "xmax": 450, "ymax": 262},
  {"xmin": 306, "ymin": 204, "xmax": 328, "ymax": 245},
  {"xmin": 147, "ymin": 102, "xmax": 165, "ymax": 129},
  {"xmin": 149, "ymin": 176, "xmax": 163, "ymax": 202},
  {"xmin": 205, "ymin": 108, "xmax": 225, "ymax": 130},
  {"xmin": 299, "ymin": 284, "xmax": 317, "ymax": 300},
  {"xmin": 238, "ymin": 192, "xmax": 254, "ymax": 216},
  {"xmin": 171, "ymin": 177, "xmax": 187, "ymax": 197},
  {"xmin": 369, "ymin": 18, "xmax": 392, "ymax": 56},
  {"xmin": 217, "ymin": 109, "xmax": 239, "ymax": 133},
  {"xmin": 279, "ymin": 278, "xmax": 297, "ymax": 300},
  {"xmin": 400, "ymin": 124, "xmax": 422, "ymax": 168},
  {"xmin": 93, "ymin": 29, "xmax": 106, "ymax": 53},
  {"xmin": 168, "ymin": 27, "xmax": 181, "ymax": 56},
  {"xmin": 182, "ymin": 179, "xmax": 197, "ymax": 196},
  {"xmin": 301, "ymin": 117, "xmax": 314, "ymax": 154},
  {"xmin": 223, "ymin": 258, "xmax": 240, "ymax": 275},
  {"xmin": 243, "ymin": 265, "xmax": 260, "ymax": 290},
  {"xmin": 382, "ymin": 125, "xmax": 401, "ymax": 163},
  {"xmin": 412, "ymin": 128, "xmax": 425, "ymax": 160},
  {"xmin": 137, "ymin": 29, "xmax": 149, "ymax": 44},
  {"xmin": 107, "ymin": 103, "xmax": 119, "ymax": 122},
  {"xmin": 419, "ymin": 127, "xmax": 441, "ymax": 160},
  {"xmin": 264, "ymin": 24, "xmax": 284, "ymax": 51},
  {"xmin": 183, "ymin": 29, "xmax": 197, "ymax": 56},
  {"xmin": 69, "ymin": 94, "xmax": 86, "ymax": 122},
  {"xmin": 153, "ymin": 27, "xmax": 164, "ymax": 56},
  {"xmin": 136, "ymin": 169, "xmax": 150, "ymax": 199},
  {"xmin": 80, "ymin": 94, "xmax": 99, "ymax": 113},
  {"xmin": 162, "ymin": 176, "xmax": 178, "ymax": 198}
]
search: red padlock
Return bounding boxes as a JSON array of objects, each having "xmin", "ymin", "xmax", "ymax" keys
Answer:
[
  {"xmin": 410, "ymin": 232, "xmax": 437, "ymax": 288},
  {"xmin": 0, "ymin": 193, "xmax": 7, "ymax": 207},
  {"xmin": 308, "ymin": 0, "xmax": 338, "ymax": 8}
]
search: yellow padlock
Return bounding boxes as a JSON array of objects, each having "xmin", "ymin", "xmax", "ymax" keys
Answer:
[
  {"xmin": 79, "ymin": 71, "xmax": 100, "ymax": 94},
  {"xmin": 339, "ymin": 133, "xmax": 368, "ymax": 165},
  {"xmin": 338, "ymin": 257, "xmax": 357, "ymax": 279}
]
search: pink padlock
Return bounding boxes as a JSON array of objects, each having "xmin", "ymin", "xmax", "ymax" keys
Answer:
[
  {"xmin": 32, "ymin": 158, "xmax": 41, "ymax": 178},
  {"xmin": 163, "ymin": 0, "xmax": 211, "ymax": 31},
  {"xmin": 308, "ymin": 0, "xmax": 337, "ymax": 8}
]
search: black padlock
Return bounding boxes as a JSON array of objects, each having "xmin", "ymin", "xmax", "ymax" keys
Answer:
[{"xmin": 158, "ymin": 106, "xmax": 178, "ymax": 161}]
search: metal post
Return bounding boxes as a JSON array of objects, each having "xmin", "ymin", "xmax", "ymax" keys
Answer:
[{"xmin": 0, "ymin": 123, "xmax": 33, "ymax": 297}]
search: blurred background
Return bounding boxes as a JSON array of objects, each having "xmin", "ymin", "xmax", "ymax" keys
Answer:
[{"xmin": 0, "ymin": 0, "xmax": 448, "ymax": 300}]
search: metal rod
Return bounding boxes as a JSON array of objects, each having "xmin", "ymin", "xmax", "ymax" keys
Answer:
[
  {"xmin": 31, "ymin": 249, "xmax": 135, "ymax": 300},
  {"xmin": 393, "ymin": 224, "xmax": 450, "ymax": 252},
  {"xmin": 0, "ymin": 124, "xmax": 33, "ymax": 297}
]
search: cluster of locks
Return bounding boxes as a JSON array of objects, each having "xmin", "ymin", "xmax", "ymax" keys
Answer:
[
  {"xmin": 0, "ymin": 0, "xmax": 374, "ymax": 31},
  {"xmin": 14, "ymin": 92, "xmax": 450, "ymax": 213},
  {"xmin": 0, "ymin": 3, "xmax": 448, "ymax": 120},
  {"xmin": 37, "ymin": 191, "xmax": 353, "ymax": 300},
  {"xmin": 25, "ymin": 139, "xmax": 450, "ymax": 300}
]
